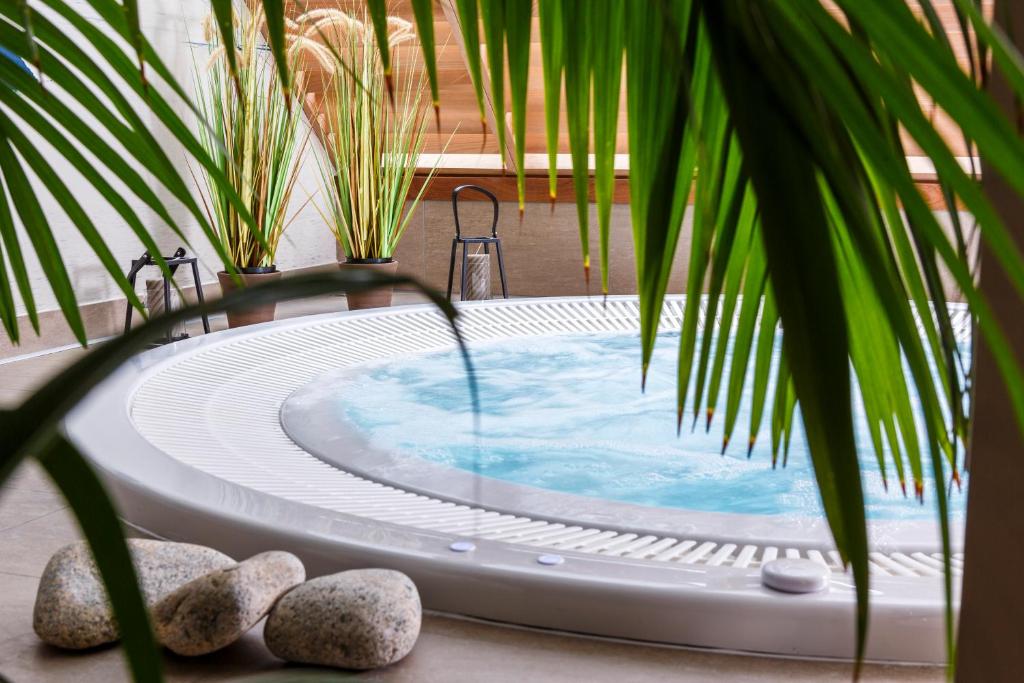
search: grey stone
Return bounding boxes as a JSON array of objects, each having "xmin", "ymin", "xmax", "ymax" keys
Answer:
[
  {"xmin": 33, "ymin": 539, "xmax": 235, "ymax": 649},
  {"xmin": 153, "ymin": 550, "xmax": 304, "ymax": 656},
  {"xmin": 264, "ymin": 569, "xmax": 421, "ymax": 670}
]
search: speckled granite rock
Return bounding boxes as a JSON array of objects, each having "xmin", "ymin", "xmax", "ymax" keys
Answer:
[
  {"xmin": 153, "ymin": 550, "xmax": 305, "ymax": 656},
  {"xmin": 264, "ymin": 569, "xmax": 421, "ymax": 670},
  {"xmin": 33, "ymin": 539, "xmax": 235, "ymax": 649}
]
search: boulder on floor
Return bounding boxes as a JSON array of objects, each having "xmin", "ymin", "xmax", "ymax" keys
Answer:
[
  {"xmin": 153, "ymin": 550, "xmax": 305, "ymax": 656},
  {"xmin": 264, "ymin": 568, "xmax": 421, "ymax": 670},
  {"xmin": 33, "ymin": 539, "xmax": 235, "ymax": 649}
]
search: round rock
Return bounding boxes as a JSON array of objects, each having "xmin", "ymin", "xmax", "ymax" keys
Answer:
[
  {"xmin": 33, "ymin": 539, "xmax": 234, "ymax": 649},
  {"xmin": 264, "ymin": 569, "xmax": 421, "ymax": 670},
  {"xmin": 153, "ymin": 550, "xmax": 305, "ymax": 656}
]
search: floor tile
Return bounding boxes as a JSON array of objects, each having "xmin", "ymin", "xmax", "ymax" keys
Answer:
[
  {"xmin": 0, "ymin": 572, "xmax": 38, "ymax": 644},
  {"xmin": 0, "ymin": 388, "xmax": 29, "ymax": 409},
  {"xmin": 2, "ymin": 461, "xmax": 52, "ymax": 494},
  {"xmin": 0, "ymin": 507, "xmax": 81, "ymax": 578},
  {"xmin": 0, "ymin": 485, "xmax": 67, "ymax": 532}
]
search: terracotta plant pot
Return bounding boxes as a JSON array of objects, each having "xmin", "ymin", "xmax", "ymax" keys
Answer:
[
  {"xmin": 216, "ymin": 267, "xmax": 283, "ymax": 328},
  {"xmin": 339, "ymin": 258, "xmax": 399, "ymax": 310}
]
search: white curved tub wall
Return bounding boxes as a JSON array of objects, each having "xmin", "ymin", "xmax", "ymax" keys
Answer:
[{"xmin": 65, "ymin": 296, "xmax": 967, "ymax": 663}]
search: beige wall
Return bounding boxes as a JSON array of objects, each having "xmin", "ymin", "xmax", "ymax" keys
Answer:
[
  {"xmin": 395, "ymin": 200, "xmax": 690, "ymax": 298},
  {"xmin": 395, "ymin": 199, "xmax": 973, "ymax": 302}
]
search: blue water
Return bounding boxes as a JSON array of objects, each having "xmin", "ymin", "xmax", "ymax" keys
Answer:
[{"xmin": 336, "ymin": 332, "xmax": 967, "ymax": 520}]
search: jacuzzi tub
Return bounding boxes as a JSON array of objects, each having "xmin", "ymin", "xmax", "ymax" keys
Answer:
[{"xmin": 64, "ymin": 296, "xmax": 967, "ymax": 664}]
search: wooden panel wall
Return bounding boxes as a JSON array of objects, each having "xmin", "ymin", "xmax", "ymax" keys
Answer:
[{"xmin": 286, "ymin": 2, "xmax": 987, "ymax": 170}]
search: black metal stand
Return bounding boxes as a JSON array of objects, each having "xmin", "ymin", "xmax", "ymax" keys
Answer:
[
  {"xmin": 123, "ymin": 248, "xmax": 210, "ymax": 345},
  {"xmin": 446, "ymin": 184, "xmax": 509, "ymax": 301}
]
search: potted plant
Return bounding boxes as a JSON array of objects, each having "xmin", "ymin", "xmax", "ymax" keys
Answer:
[
  {"xmin": 300, "ymin": 11, "xmax": 437, "ymax": 310},
  {"xmin": 195, "ymin": 5, "xmax": 309, "ymax": 327}
]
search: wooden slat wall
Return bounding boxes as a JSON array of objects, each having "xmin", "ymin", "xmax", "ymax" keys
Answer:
[{"xmin": 287, "ymin": 1, "xmax": 987, "ymax": 175}]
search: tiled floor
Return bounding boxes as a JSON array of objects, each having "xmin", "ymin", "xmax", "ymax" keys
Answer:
[{"xmin": 0, "ymin": 294, "xmax": 943, "ymax": 681}]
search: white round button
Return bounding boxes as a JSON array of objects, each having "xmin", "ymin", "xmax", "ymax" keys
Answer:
[
  {"xmin": 761, "ymin": 558, "xmax": 830, "ymax": 594},
  {"xmin": 449, "ymin": 541, "xmax": 476, "ymax": 553},
  {"xmin": 537, "ymin": 554, "xmax": 565, "ymax": 566}
]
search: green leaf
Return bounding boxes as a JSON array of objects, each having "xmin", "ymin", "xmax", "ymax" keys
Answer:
[
  {"xmin": 0, "ymin": 159, "xmax": 37, "ymax": 339},
  {"xmin": 480, "ymin": 0, "xmax": 507, "ymax": 160},
  {"xmin": 0, "ymin": 3, "xmax": 243, "ymax": 268},
  {"xmin": 626, "ymin": 0, "xmax": 701, "ymax": 383},
  {"xmin": 260, "ymin": 0, "xmax": 290, "ymax": 108},
  {"xmin": 505, "ymin": 0, "xmax": 532, "ymax": 214},
  {"xmin": 411, "ymin": 0, "xmax": 440, "ymax": 127},
  {"xmin": 119, "ymin": 0, "xmax": 146, "ymax": 85},
  {"xmin": 14, "ymin": 0, "xmax": 42, "ymax": 81},
  {"xmin": 590, "ymin": 0, "xmax": 625, "ymax": 295},
  {"xmin": 0, "ymin": 60, "xmax": 182, "ymax": 245},
  {"xmin": 365, "ymin": 0, "xmax": 393, "ymax": 93},
  {"xmin": 691, "ymin": 179, "xmax": 753, "ymax": 427},
  {"xmin": 80, "ymin": 0, "xmax": 204, "ymax": 117},
  {"xmin": 0, "ymin": 107, "xmax": 145, "ymax": 314},
  {"xmin": 698, "ymin": 196, "xmax": 756, "ymax": 432},
  {"xmin": 0, "ymin": 126, "xmax": 84, "ymax": 343},
  {"xmin": 37, "ymin": 436, "xmax": 163, "ymax": 683},
  {"xmin": 721, "ymin": 245, "xmax": 768, "ymax": 451},
  {"xmin": 0, "ymin": 78, "xmax": 177, "ymax": 292},
  {"xmin": 208, "ymin": 0, "xmax": 240, "ymax": 96},
  {"xmin": 746, "ymin": 291, "xmax": 778, "ymax": 455},
  {"xmin": 0, "ymin": 207, "xmax": 21, "ymax": 341},
  {"xmin": 454, "ymin": 0, "xmax": 487, "ymax": 132},
  {"xmin": 770, "ymin": 348, "xmax": 793, "ymax": 467},
  {"xmin": 562, "ymin": 0, "xmax": 593, "ymax": 285},
  {"xmin": 701, "ymin": 1, "xmax": 869, "ymax": 667},
  {"xmin": 538, "ymin": 0, "xmax": 563, "ymax": 202}
]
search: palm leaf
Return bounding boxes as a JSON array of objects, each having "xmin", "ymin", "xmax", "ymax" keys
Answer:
[
  {"xmin": 746, "ymin": 291, "xmax": 778, "ymax": 455},
  {"xmin": 209, "ymin": 0, "xmax": 241, "ymax": 96},
  {"xmin": 590, "ymin": 0, "xmax": 625, "ymax": 295},
  {"xmin": 700, "ymin": 2, "xmax": 869, "ymax": 668},
  {"xmin": 538, "ymin": 0, "xmax": 563, "ymax": 203},
  {"xmin": 118, "ymin": 0, "xmax": 145, "ymax": 84},
  {"xmin": 411, "ymin": 0, "xmax": 441, "ymax": 126},
  {"xmin": 364, "ymin": 0, "xmax": 393, "ymax": 100},
  {"xmin": 562, "ymin": 0, "xmax": 593, "ymax": 285},
  {"xmin": 0, "ymin": 171, "xmax": 35, "ymax": 340},
  {"xmin": 0, "ymin": 127, "xmax": 85, "ymax": 342},
  {"xmin": 0, "ymin": 108, "xmax": 145, "ymax": 314},
  {"xmin": 480, "ymin": 0, "xmax": 507, "ymax": 160},
  {"xmin": 454, "ymin": 0, "xmax": 487, "ymax": 133},
  {"xmin": 259, "ymin": 0, "xmax": 291, "ymax": 109},
  {"xmin": 721, "ymin": 244, "xmax": 768, "ymax": 451},
  {"xmin": 626, "ymin": 0, "xmax": 701, "ymax": 384},
  {"xmin": 505, "ymin": 0, "xmax": 532, "ymax": 214},
  {"xmin": 0, "ymin": 2, "xmax": 247, "ymax": 267},
  {"xmin": 38, "ymin": 436, "xmax": 162, "ymax": 682}
]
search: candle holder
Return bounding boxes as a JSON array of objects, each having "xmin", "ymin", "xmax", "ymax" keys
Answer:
[
  {"xmin": 122, "ymin": 248, "xmax": 211, "ymax": 345},
  {"xmin": 446, "ymin": 185, "xmax": 509, "ymax": 301}
]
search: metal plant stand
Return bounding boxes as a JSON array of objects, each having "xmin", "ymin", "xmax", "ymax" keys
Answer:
[
  {"xmin": 447, "ymin": 184, "xmax": 509, "ymax": 301},
  {"xmin": 123, "ymin": 248, "xmax": 210, "ymax": 344}
]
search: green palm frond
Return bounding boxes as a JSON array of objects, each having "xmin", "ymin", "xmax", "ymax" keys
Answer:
[
  {"xmin": 538, "ymin": 0, "xmax": 562, "ymax": 204},
  {"xmin": 3, "ymin": 1, "xmax": 1024, "ymax": 679},
  {"xmin": 404, "ymin": 1, "xmax": 1024, "ymax": 673}
]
